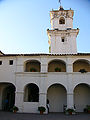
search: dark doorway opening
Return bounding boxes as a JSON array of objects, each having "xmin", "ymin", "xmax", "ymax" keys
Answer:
[{"xmin": 1, "ymin": 83, "xmax": 16, "ymax": 111}]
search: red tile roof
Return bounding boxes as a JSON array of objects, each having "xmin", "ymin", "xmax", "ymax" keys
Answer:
[{"xmin": 0, "ymin": 53, "xmax": 90, "ymax": 57}]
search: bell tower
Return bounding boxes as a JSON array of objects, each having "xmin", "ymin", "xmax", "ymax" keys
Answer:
[{"xmin": 47, "ymin": 6, "xmax": 79, "ymax": 54}]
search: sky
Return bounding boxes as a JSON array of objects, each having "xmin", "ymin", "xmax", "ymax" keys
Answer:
[{"xmin": 0, "ymin": 0, "xmax": 90, "ymax": 54}]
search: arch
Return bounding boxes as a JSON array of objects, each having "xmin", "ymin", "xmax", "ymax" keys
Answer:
[
  {"xmin": 74, "ymin": 83, "xmax": 90, "ymax": 112},
  {"xmin": 0, "ymin": 82, "xmax": 16, "ymax": 111},
  {"xmin": 73, "ymin": 83, "xmax": 90, "ymax": 91},
  {"xmin": 59, "ymin": 17, "xmax": 65, "ymax": 24},
  {"xmin": 24, "ymin": 60, "xmax": 41, "ymax": 72},
  {"xmin": 48, "ymin": 59, "xmax": 66, "ymax": 72},
  {"xmin": 47, "ymin": 82, "xmax": 67, "ymax": 91},
  {"xmin": 0, "ymin": 82, "xmax": 15, "ymax": 86},
  {"xmin": 47, "ymin": 83, "xmax": 67, "ymax": 112},
  {"xmin": 24, "ymin": 83, "xmax": 39, "ymax": 102},
  {"xmin": 73, "ymin": 59, "xmax": 90, "ymax": 72}
]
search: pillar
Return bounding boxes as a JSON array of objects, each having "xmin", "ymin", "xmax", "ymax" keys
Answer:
[
  {"xmin": 41, "ymin": 57, "xmax": 48, "ymax": 73},
  {"xmin": 67, "ymin": 92, "xmax": 74, "ymax": 108},
  {"xmin": 39, "ymin": 93, "xmax": 47, "ymax": 113},
  {"xmin": 66, "ymin": 64, "xmax": 73, "ymax": 72},
  {"xmin": 39, "ymin": 93, "xmax": 46, "ymax": 107},
  {"xmin": 67, "ymin": 73, "xmax": 74, "ymax": 109},
  {"xmin": 66, "ymin": 58, "xmax": 73, "ymax": 73},
  {"xmin": 41, "ymin": 63, "xmax": 48, "ymax": 73},
  {"xmin": 15, "ymin": 91, "xmax": 24, "ymax": 112},
  {"xmin": 66, "ymin": 58, "xmax": 74, "ymax": 108}
]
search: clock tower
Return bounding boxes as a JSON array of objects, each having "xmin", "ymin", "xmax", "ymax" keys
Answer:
[{"xmin": 47, "ymin": 6, "xmax": 79, "ymax": 54}]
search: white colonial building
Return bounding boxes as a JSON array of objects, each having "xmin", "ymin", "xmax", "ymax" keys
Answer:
[{"xmin": 0, "ymin": 6, "xmax": 90, "ymax": 113}]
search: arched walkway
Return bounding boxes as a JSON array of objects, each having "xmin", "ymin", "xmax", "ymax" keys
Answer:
[
  {"xmin": 47, "ymin": 84, "xmax": 67, "ymax": 112},
  {"xmin": 24, "ymin": 83, "xmax": 39, "ymax": 102},
  {"xmin": 0, "ymin": 83, "xmax": 16, "ymax": 111},
  {"xmin": 24, "ymin": 60, "xmax": 41, "ymax": 72},
  {"xmin": 74, "ymin": 83, "xmax": 90, "ymax": 112},
  {"xmin": 73, "ymin": 59, "xmax": 90, "ymax": 72},
  {"xmin": 48, "ymin": 60, "xmax": 66, "ymax": 72}
]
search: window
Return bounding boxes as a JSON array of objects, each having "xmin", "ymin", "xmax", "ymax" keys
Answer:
[
  {"xmin": 24, "ymin": 83, "xmax": 39, "ymax": 102},
  {"xmin": 61, "ymin": 37, "xmax": 65, "ymax": 42},
  {"xmin": 0, "ymin": 61, "xmax": 2, "ymax": 65},
  {"xmin": 9, "ymin": 60, "xmax": 13, "ymax": 65},
  {"xmin": 59, "ymin": 17, "xmax": 65, "ymax": 24}
]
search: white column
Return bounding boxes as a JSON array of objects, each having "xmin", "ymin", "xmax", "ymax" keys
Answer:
[
  {"xmin": 41, "ymin": 64, "xmax": 48, "ymax": 73},
  {"xmin": 66, "ymin": 64, "xmax": 73, "ymax": 73},
  {"xmin": 39, "ymin": 71, "xmax": 47, "ymax": 113},
  {"xmin": 39, "ymin": 93, "xmax": 46, "ymax": 106},
  {"xmin": 40, "ymin": 57, "xmax": 48, "ymax": 73},
  {"xmin": 67, "ymin": 72, "xmax": 74, "ymax": 109},
  {"xmin": 66, "ymin": 58, "xmax": 73, "ymax": 73},
  {"xmin": 15, "ymin": 91, "xmax": 24, "ymax": 112},
  {"xmin": 39, "ymin": 93, "xmax": 47, "ymax": 114},
  {"xmin": 67, "ymin": 93, "xmax": 74, "ymax": 108}
]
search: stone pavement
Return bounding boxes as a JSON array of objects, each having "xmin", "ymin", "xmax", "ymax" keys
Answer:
[{"xmin": 0, "ymin": 111, "xmax": 90, "ymax": 120}]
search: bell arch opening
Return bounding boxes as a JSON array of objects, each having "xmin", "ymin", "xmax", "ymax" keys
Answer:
[{"xmin": 59, "ymin": 17, "xmax": 65, "ymax": 24}]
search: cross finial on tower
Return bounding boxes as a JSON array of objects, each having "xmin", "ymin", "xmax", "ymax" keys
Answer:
[
  {"xmin": 58, "ymin": 0, "xmax": 64, "ymax": 10},
  {"xmin": 59, "ymin": 0, "xmax": 61, "ymax": 6}
]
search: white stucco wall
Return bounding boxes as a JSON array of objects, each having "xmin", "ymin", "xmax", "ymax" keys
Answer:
[
  {"xmin": 0, "ymin": 57, "xmax": 16, "ymax": 84},
  {"xmin": 47, "ymin": 29, "xmax": 79, "ymax": 54},
  {"xmin": 23, "ymin": 102, "xmax": 39, "ymax": 113},
  {"xmin": 0, "ymin": 55, "xmax": 90, "ymax": 113}
]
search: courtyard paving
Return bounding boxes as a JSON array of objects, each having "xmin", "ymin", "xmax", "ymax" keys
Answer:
[{"xmin": 0, "ymin": 111, "xmax": 90, "ymax": 120}]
